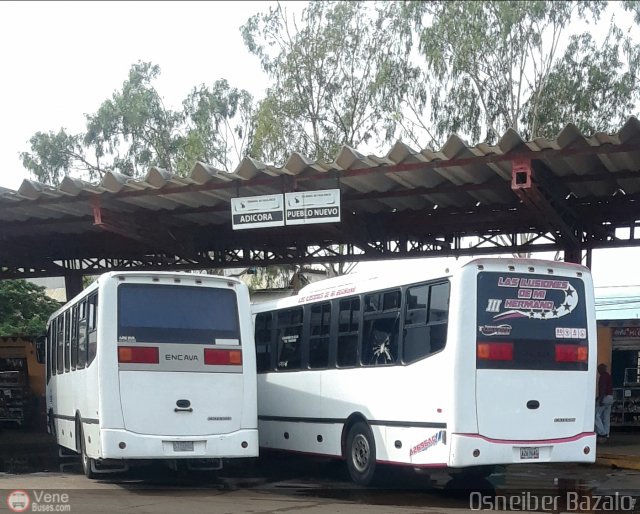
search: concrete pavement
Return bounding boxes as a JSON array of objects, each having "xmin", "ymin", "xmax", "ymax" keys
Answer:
[{"xmin": 595, "ymin": 430, "xmax": 640, "ymax": 471}]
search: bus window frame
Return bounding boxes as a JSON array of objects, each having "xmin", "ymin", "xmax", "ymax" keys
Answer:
[
  {"xmin": 47, "ymin": 319, "xmax": 55, "ymax": 381},
  {"xmin": 402, "ymin": 280, "xmax": 450, "ymax": 364},
  {"xmin": 77, "ymin": 298, "xmax": 88, "ymax": 370},
  {"xmin": 64, "ymin": 310, "xmax": 71, "ymax": 372},
  {"xmin": 71, "ymin": 304, "xmax": 79, "ymax": 371},
  {"xmin": 275, "ymin": 307, "xmax": 304, "ymax": 372},
  {"xmin": 361, "ymin": 288, "xmax": 402, "ymax": 367},
  {"xmin": 87, "ymin": 293, "xmax": 98, "ymax": 366},
  {"xmin": 307, "ymin": 302, "xmax": 331, "ymax": 370},
  {"xmin": 255, "ymin": 311, "xmax": 274, "ymax": 373},
  {"xmin": 56, "ymin": 313, "xmax": 64, "ymax": 374},
  {"xmin": 335, "ymin": 297, "xmax": 362, "ymax": 369}
]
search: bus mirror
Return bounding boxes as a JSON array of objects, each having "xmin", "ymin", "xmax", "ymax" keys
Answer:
[{"xmin": 35, "ymin": 335, "xmax": 46, "ymax": 364}]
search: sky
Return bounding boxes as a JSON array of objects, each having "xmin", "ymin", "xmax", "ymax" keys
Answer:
[
  {"xmin": 1, "ymin": 1, "xmax": 640, "ymax": 291},
  {"xmin": 0, "ymin": 0, "xmax": 277, "ymax": 190}
]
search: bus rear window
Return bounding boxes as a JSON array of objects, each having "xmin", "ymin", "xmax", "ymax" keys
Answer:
[
  {"xmin": 476, "ymin": 272, "xmax": 588, "ymax": 370},
  {"xmin": 118, "ymin": 284, "xmax": 240, "ymax": 344}
]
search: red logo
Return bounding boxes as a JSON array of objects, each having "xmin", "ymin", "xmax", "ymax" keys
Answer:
[{"xmin": 6, "ymin": 490, "xmax": 30, "ymax": 513}]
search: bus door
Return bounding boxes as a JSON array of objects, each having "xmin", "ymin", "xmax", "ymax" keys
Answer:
[
  {"xmin": 475, "ymin": 272, "xmax": 591, "ymax": 441},
  {"xmin": 116, "ymin": 283, "xmax": 245, "ymax": 436}
]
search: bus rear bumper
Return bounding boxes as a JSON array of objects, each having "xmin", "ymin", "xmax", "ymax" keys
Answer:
[
  {"xmin": 100, "ymin": 428, "xmax": 259, "ymax": 460},
  {"xmin": 448, "ymin": 432, "xmax": 596, "ymax": 467}
]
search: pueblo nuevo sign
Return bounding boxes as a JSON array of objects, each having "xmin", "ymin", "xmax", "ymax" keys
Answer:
[{"xmin": 231, "ymin": 189, "xmax": 340, "ymax": 230}]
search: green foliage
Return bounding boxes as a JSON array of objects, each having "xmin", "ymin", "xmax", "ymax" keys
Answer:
[
  {"xmin": 242, "ymin": 1, "xmax": 418, "ymax": 163},
  {"xmin": 0, "ymin": 280, "xmax": 61, "ymax": 337},
  {"xmin": 21, "ymin": 62, "xmax": 254, "ymax": 184},
  {"xmin": 528, "ymin": 25, "xmax": 640, "ymax": 138},
  {"xmin": 182, "ymin": 79, "xmax": 254, "ymax": 172},
  {"xmin": 409, "ymin": 0, "xmax": 639, "ymax": 144},
  {"xmin": 84, "ymin": 62, "xmax": 185, "ymax": 177},
  {"xmin": 20, "ymin": 129, "xmax": 91, "ymax": 186}
]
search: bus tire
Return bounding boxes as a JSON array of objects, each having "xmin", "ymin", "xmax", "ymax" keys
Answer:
[
  {"xmin": 448, "ymin": 465, "xmax": 496, "ymax": 480},
  {"xmin": 79, "ymin": 424, "xmax": 97, "ymax": 479},
  {"xmin": 346, "ymin": 421, "xmax": 376, "ymax": 486}
]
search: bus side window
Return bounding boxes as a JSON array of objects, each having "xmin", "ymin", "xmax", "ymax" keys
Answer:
[
  {"xmin": 64, "ymin": 310, "xmax": 71, "ymax": 372},
  {"xmin": 428, "ymin": 282, "xmax": 449, "ymax": 353},
  {"xmin": 276, "ymin": 307, "xmax": 303, "ymax": 371},
  {"xmin": 403, "ymin": 281, "xmax": 450, "ymax": 363},
  {"xmin": 337, "ymin": 298, "xmax": 360, "ymax": 367},
  {"xmin": 46, "ymin": 321, "xmax": 54, "ymax": 382},
  {"xmin": 255, "ymin": 312, "xmax": 273, "ymax": 373},
  {"xmin": 362, "ymin": 290, "xmax": 400, "ymax": 366},
  {"xmin": 56, "ymin": 314, "xmax": 64, "ymax": 374},
  {"xmin": 77, "ymin": 299, "xmax": 87, "ymax": 369},
  {"xmin": 71, "ymin": 305, "xmax": 79, "ymax": 371},
  {"xmin": 87, "ymin": 293, "xmax": 98, "ymax": 366},
  {"xmin": 309, "ymin": 302, "xmax": 330, "ymax": 369}
]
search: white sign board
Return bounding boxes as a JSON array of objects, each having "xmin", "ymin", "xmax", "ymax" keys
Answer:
[
  {"xmin": 285, "ymin": 189, "xmax": 341, "ymax": 225},
  {"xmin": 231, "ymin": 194, "xmax": 285, "ymax": 230}
]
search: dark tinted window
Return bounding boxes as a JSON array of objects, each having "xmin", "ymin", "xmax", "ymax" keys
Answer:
[
  {"xmin": 47, "ymin": 320, "xmax": 55, "ymax": 380},
  {"xmin": 56, "ymin": 316, "xmax": 64, "ymax": 374},
  {"xmin": 118, "ymin": 285, "xmax": 239, "ymax": 344},
  {"xmin": 362, "ymin": 289, "xmax": 401, "ymax": 366},
  {"xmin": 64, "ymin": 310, "xmax": 71, "ymax": 372},
  {"xmin": 403, "ymin": 282, "xmax": 450, "ymax": 363},
  {"xmin": 71, "ymin": 305, "xmax": 79, "ymax": 370},
  {"xmin": 337, "ymin": 298, "xmax": 360, "ymax": 367},
  {"xmin": 77, "ymin": 300, "xmax": 87, "ymax": 369},
  {"xmin": 87, "ymin": 293, "xmax": 98, "ymax": 366},
  {"xmin": 309, "ymin": 303, "xmax": 330, "ymax": 369},
  {"xmin": 276, "ymin": 308, "xmax": 303, "ymax": 371},
  {"xmin": 255, "ymin": 312, "xmax": 273, "ymax": 373}
]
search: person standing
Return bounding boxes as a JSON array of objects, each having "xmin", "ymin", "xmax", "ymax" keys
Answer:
[{"xmin": 595, "ymin": 363, "xmax": 614, "ymax": 442}]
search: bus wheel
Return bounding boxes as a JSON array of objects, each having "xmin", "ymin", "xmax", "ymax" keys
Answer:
[
  {"xmin": 79, "ymin": 425, "xmax": 97, "ymax": 479},
  {"xmin": 346, "ymin": 421, "xmax": 376, "ymax": 486}
]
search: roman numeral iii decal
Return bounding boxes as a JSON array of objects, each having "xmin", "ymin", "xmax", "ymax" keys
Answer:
[{"xmin": 486, "ymin": 299, "xmax": 502, "ymax": 313}]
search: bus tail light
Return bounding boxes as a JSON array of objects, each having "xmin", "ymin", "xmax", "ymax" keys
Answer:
[
  {"xmin": 477, "ymin": 342, "xmax": 513, "ymax": 361},
  {"xmin": 204, "ymin": 349, "xmax": 242, "ymax": 366},
  {"xmin": 555, "ymin": 344, "xmax": 588, "ymax": 363},
  {"xmin": 118, "ymin": 346, "xmax": 159, "ymax": 364}
]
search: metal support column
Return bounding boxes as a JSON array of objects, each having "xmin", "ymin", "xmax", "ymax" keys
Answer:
[{"xmin": 64, "ymin": 274, "xmax": 83, "ymax": 302}]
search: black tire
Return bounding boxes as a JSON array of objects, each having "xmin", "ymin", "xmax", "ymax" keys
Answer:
[
  {"xmin": 79, "ymin": 424, "xmax": 97, "ymax": 479},
  {"xmin": 448, "ymin": 464, "xmax": 496, "ymax": 480},
  {"xmin": 345, "ymin": 421, "xmax": 377, "ymax": 486}
]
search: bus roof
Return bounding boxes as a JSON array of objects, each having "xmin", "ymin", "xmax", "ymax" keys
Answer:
[
  {"xmin": 47, "ymin": 271, "xmax": 244, "ymax": 322},
  {"xmin": 251, "ymin": 257, "xmax": 591, "ymax": 312}
]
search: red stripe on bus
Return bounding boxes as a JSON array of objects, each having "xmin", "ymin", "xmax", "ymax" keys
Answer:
[{"xmin": 453, "ymin": 432, "xmax": 594, "ymax": 444}]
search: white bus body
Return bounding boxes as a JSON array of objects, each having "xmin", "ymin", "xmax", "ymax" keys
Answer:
[
  {"xmin": 45, "ymin": 272, "xmax": 258, "ymax": 478},
  {"xmin": 251, "ymin": 258, "xmax": 597, "ymax": 485}
]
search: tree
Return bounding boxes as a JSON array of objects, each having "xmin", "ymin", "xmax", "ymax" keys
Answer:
[
  {"xmin": 242, "ymin": 1, "xmax": 418, "ymax": 164},
  {"xmin": 21, "ymin": 62, "xmax": 254, "ymax": 184},
  {"xmin": 0, "ymin": 280, "xmax": 61, "ymax": 336},
  {"xmin": 182, "ymin": 79, "xmax": 255, "ymax": 173},
  {"xmin": 405, "ymin": 1, "xmax": 640, "ymax": 145},
  {"xmin": 83, "ymin": 62, "xmax": 185, "ymax": 178},
  {"xmin": 242, "ymin": 0, "xmax": 417, "ymax": 277}
]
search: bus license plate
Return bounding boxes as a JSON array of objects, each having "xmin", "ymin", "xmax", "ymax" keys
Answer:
[
  {"xmin": 520, "ymin": 447, "xmax": 539, "ymax": 459},
  {"xmin": 173, "ymin": 441, "xmax": 194, "ymax": 452}
]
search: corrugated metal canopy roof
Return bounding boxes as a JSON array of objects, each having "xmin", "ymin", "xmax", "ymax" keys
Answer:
[{"xmin": 1, "ymin": 117, "xmax": 640, "ymax": 279}]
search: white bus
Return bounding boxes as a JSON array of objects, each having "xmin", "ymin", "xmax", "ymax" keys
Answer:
[
  {"xmin": 45, "ymin": 271, "xmax": 258, "ymax": 478},
  {"xmin": 251, "ymin": 258, "xmax": 597, "ymax": 485}
]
